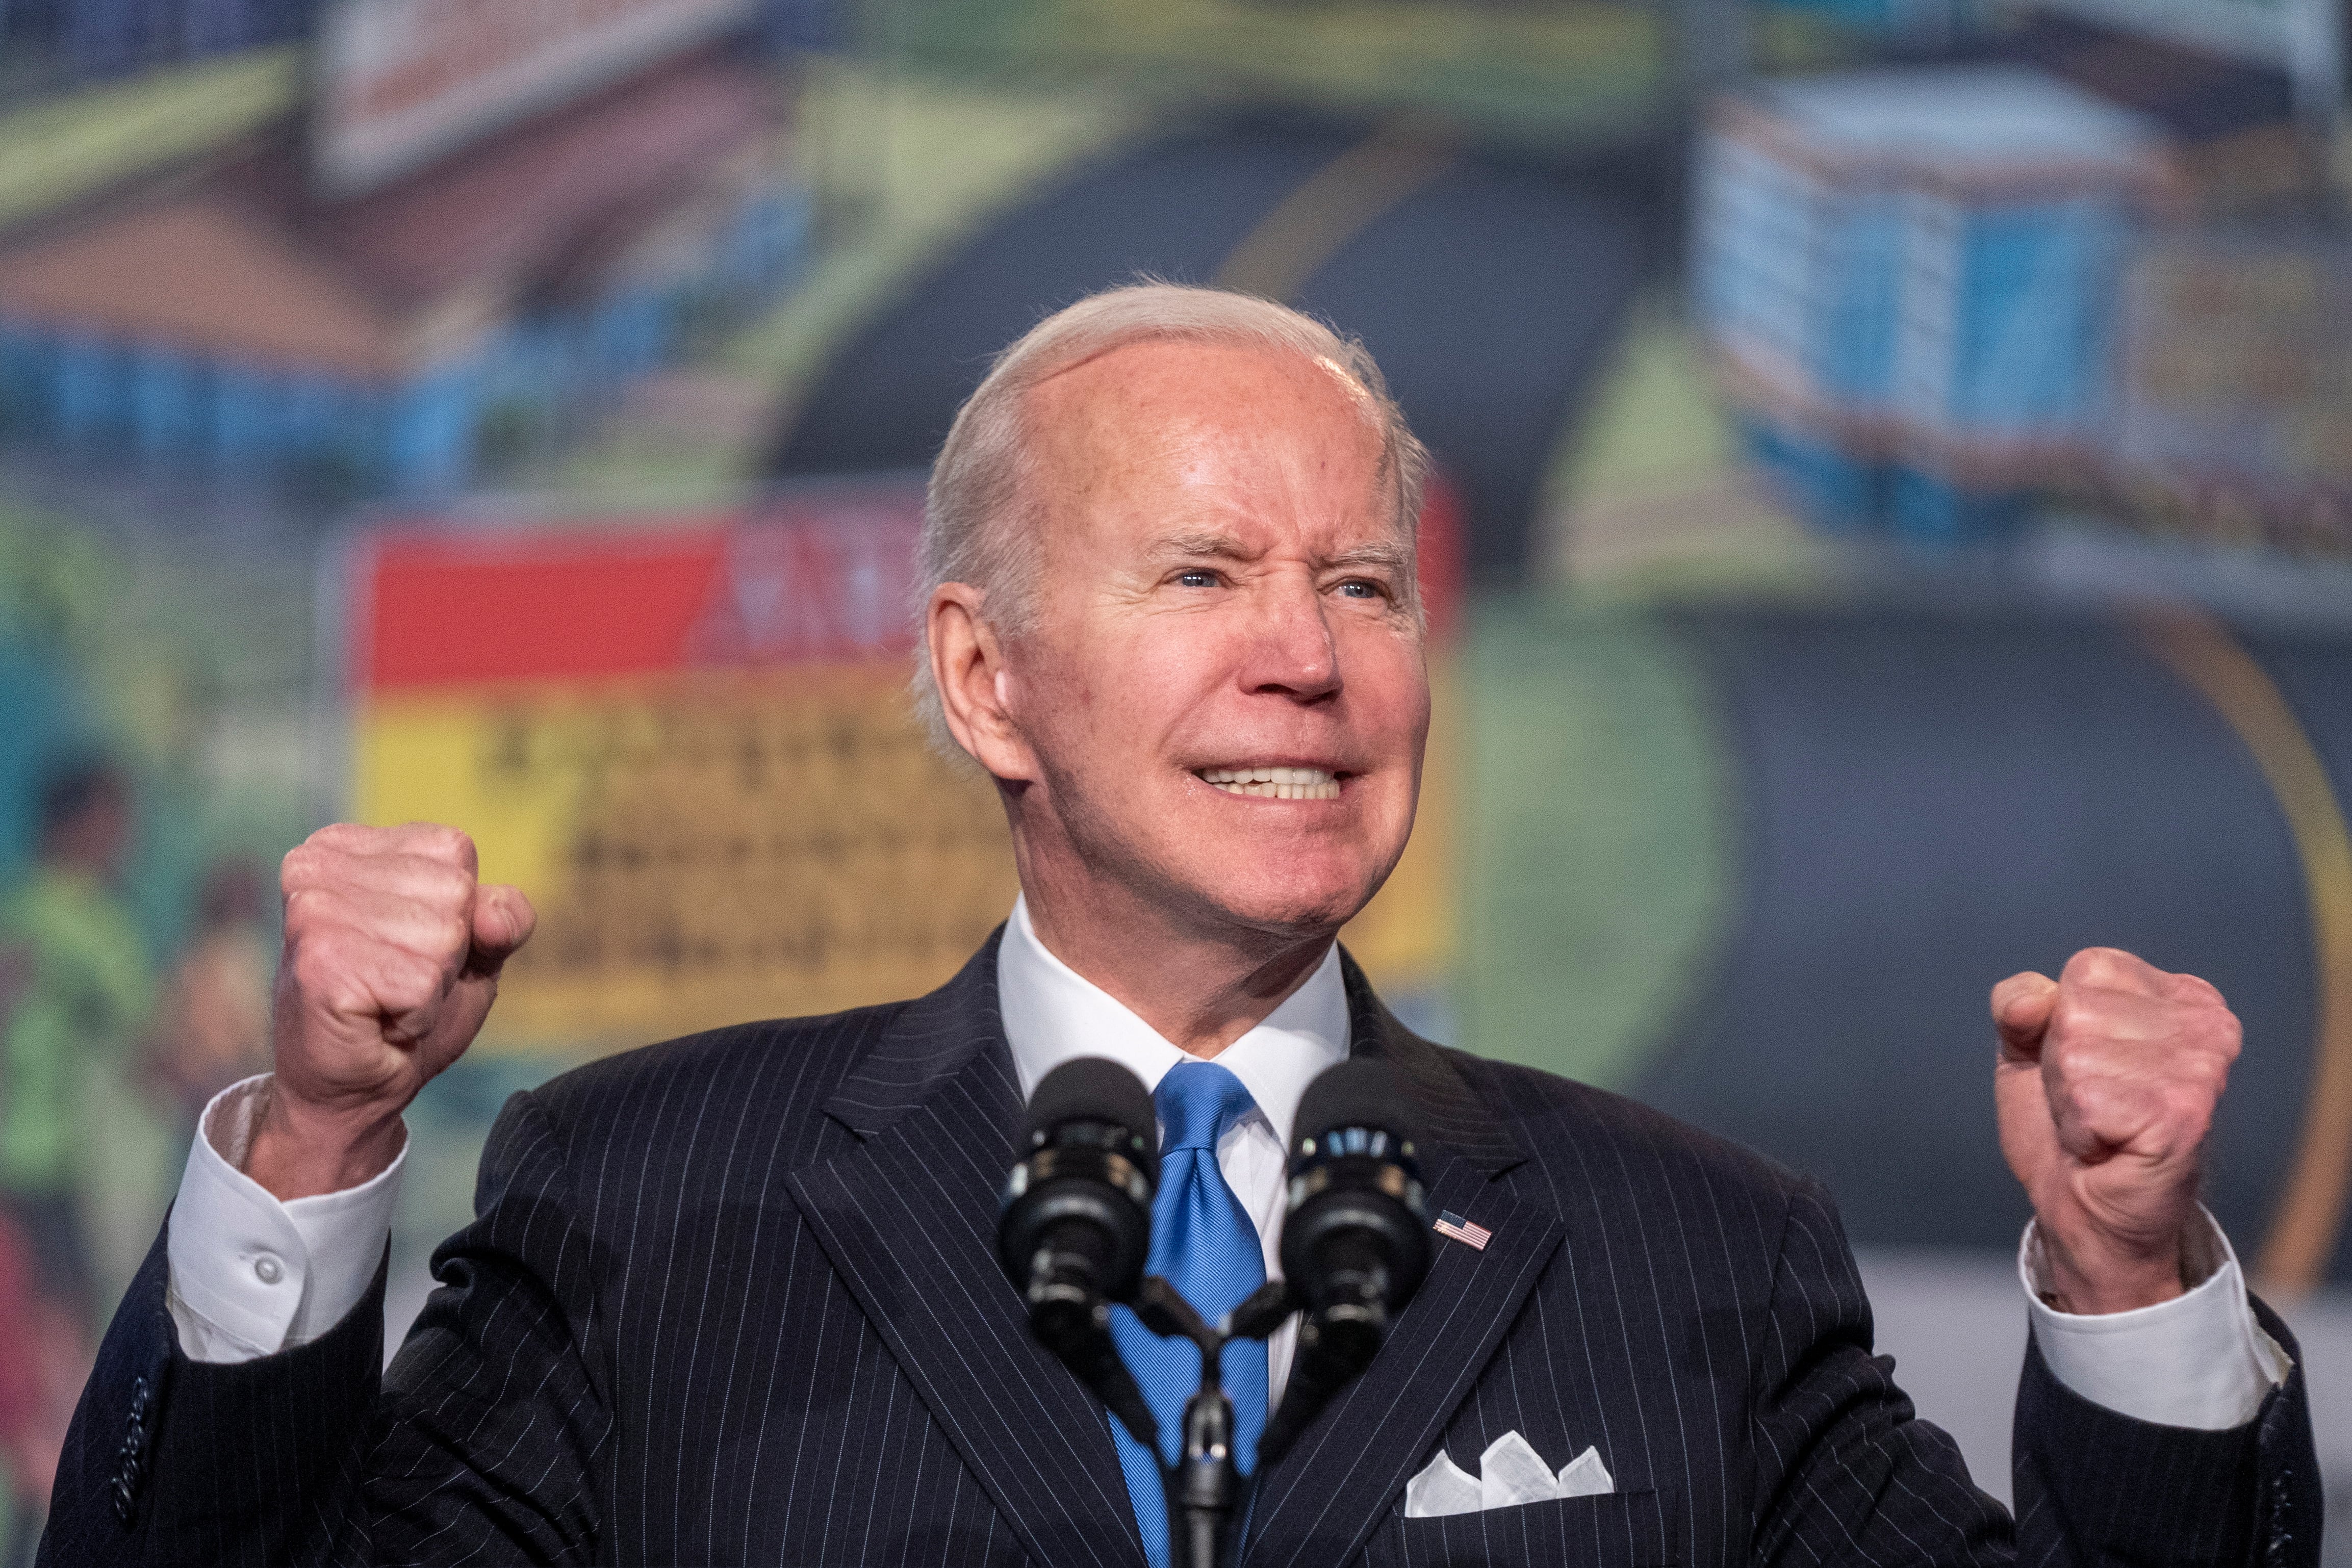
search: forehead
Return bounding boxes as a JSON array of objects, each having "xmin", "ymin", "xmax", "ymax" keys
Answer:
[
  {"xmin": 1022, "ymin": 338, "xmax": 1394, "ymax": 541},
  {"xmin": 1031, "ymin": 335, "xmax": 1376, "ymax": 432}
]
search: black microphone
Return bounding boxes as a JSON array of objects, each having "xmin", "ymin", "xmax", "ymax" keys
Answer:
[
  {"xmin": 1257, "ymin": 1058, "xmax": 1431, "ymax": 1467},
  {"xmin": 998, "ymin": 1057, "xmax": 1161, "ymax": 1449}
]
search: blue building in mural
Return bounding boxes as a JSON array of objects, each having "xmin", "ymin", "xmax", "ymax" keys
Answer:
[{"xmin": 1695, "ymin": 63, "xmax": 2168, "ymax": 539}]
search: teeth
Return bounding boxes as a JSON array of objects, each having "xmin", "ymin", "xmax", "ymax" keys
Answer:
[{"xmin": 1196, "ymin": 766, "xmax": 1341, "ymax": 801}]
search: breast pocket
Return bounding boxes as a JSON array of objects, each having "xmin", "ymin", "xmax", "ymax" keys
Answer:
[{"xmin": 1360, "ymin": 1487, "xmax": 1680, "ymax": 1568}]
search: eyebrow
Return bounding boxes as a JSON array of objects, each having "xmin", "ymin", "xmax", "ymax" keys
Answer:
[
  {"xmin": 1147, "ymin": 532, "xmax": 1412, "ymax": 573},
  {"xmin": 1149, "ymin": 530, "xmax": 1254, "ymax": 561},
  {"xmin": 1325, "ymin": 540, "xmax": 1412, "ymax": 573}
]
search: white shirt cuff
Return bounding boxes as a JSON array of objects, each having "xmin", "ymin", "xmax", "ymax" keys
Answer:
[
  {"xmin": 165, "ymin": 1074, "xmax": 405, "ymax": 1364},
  {"xmin": 2018, "ymin": 1206, "xmax": 2289, "ymax": 1430}
]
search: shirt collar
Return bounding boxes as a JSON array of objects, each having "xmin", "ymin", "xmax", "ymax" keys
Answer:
[{"xmin": 995, "ymin": 893, "xmax": 1350, "ymax": 1150}]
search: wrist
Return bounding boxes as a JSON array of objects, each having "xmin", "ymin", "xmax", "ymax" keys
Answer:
[
  {"xmin": 2033, "ymin": 1218, "xmax": 2188, "ymax": 1315},
  {"xmin": 243, "ymin": 1084, "xmax": 407, "ymax": 1201}
]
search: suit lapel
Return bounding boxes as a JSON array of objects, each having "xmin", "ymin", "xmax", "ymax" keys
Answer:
[
  {"xmin": 1243, "ymin": 961, "xmax": 1566, "ymax": 1568},
  {"xmin": 784, "ymin": 943, "xmax": 1560, "ymax": 1568},
  {"xmin": 784, "ymin": 936, "xmax": 1147, "ymax": 1568}
]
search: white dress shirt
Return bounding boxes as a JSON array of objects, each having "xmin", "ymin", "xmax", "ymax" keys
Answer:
[
  {"xmin": 2018, "ymin": 1209, "xmax": 2288, "ymax": 1427},
  {"xmin": 166, "ymin": 899, "xmax": 2286, "ymax": 1433},
  {"xmin": 996, "ymin": 894, "xmax": 1349, "ymax": 1403},
  {"xmin": 169, "ymin": 1075, "xmax": 405, "ymax": 1363}
]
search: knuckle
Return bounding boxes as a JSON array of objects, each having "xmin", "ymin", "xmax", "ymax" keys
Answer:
[
  {"xmin": 2212, "ymin": 1010, "xmax": 2243, "ymax": 1058},
  {"xmin": 2046, "ymin": 994, "xmax": 2098, "ymax": 1048},
  {"xmin": 423, "ymin": 862, "xmax": 478, "ymax": 913},
  {"xmin": 410, "ymin": 823, "xmax": 477, "ymax": 869},
  {"xmin": 309, "ymin": 822, "xmax": 373, "ymax": 854},
  {"xmin": 2166, "ymin": 998, "xmax": 2239, "ymax": 1058},
  {"xmin": 2175, "ymin": 971, "xmax": 2226, "ymax": 1005},
  {"xmin": 2067, "ymin": 946, "xmax": 2132, "ymax": 987},
  {"xmin": 2060, "ymin": 947, "xmax": 2105, "ymax": 983},
  {"xmin": 280, "ymin": 843, "xmax": 322, "ymax": 892}
]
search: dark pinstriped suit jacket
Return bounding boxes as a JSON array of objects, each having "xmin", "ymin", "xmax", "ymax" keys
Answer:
[{"xmin": 44, "ymin": 936, "xmax": 2320, "ymax": 1567}]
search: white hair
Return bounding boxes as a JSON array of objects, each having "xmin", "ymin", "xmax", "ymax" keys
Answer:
[{"xmin": 911, "ymin": 281, "xmax": 1430, "ymax": 748}]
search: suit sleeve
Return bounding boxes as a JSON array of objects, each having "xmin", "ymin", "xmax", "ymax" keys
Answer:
[
  {"xmin": 1747, "ymin": 1179, "xmax": 2013, "ymax": 1567},
  {"xmin": 2009, "ymin": 1294, "xmax": 2318, "ymax": 1568},
  {"xmin": 40, "ymin": 1088, "xmax": 612, "ymax": 1567},
  {"xmin": 1745, "ymin": 1178, "xmax": 2320, "ymax": 1568}
]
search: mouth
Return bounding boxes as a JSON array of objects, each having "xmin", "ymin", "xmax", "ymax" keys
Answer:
[{"xmin": 1195, "ymin": 765, "xmax": 1343, "ymax": 801}]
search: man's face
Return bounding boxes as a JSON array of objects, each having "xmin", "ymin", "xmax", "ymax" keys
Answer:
[
  {"xmin": 48, "ymin": 786, "xmax": 132, "ymax": 884},
  {"xmin": 995, "ymin": 339, "xmax": 1429, "ymax": 940}
]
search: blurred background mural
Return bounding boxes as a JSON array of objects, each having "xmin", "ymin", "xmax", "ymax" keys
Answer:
[{"xmin": 0, "ymin": 0, "xmax": 2349, "ymax": 1557}]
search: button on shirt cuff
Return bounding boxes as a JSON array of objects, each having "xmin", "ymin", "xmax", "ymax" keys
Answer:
[
  {"xmin": 2019, "ymin": 1207, "xmax": 2289, "ymax": 1430},
  {"xmin": 165, "ymin": 1074, "xmax": 405, "ymax": 1365}
]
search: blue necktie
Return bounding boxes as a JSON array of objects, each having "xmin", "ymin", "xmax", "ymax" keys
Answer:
[{"xmin": 1108, "ymin": 1062, "xmax": 1270, "ymax": 1568}]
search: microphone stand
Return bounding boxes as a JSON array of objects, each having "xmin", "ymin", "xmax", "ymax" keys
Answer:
[
  {"xmin": 1128, "ymin": 1277, "xmax": 1299, "ymax": 1568},
  {"xmin": 1011, "ymin": 1069, "xmax": 1426, "ymax": 1568}
]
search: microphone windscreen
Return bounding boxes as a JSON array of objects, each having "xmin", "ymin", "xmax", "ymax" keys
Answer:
[
  {"xmin": 1024, "ymin": 1057, "xmax": 1159, "ymax": 1187},
  {"xmin": 1290, "ymin": 1059, "xmax": 1423, "ymax": 1161}
]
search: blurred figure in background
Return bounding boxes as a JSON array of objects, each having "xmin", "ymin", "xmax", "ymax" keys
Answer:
[
  {"xmin": 0, "ymin": 760, "xmax": 154, "ymax": 1568},
  {"xmin": 144, "ymin": 858, "xmax": 273, "ymax": 1130},
  {"xmin": 0, "ymin": 1203, "xmax": 82, "ymax": 1568},
  {"xmin": 0, "ymin": 760, "xmax": 148, "ymax": 1313}
]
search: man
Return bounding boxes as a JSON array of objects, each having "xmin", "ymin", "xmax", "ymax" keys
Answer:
[
  {"xmin": 144, "ymin": 858, "xmax": 274, "ymax": 1130},
  {"xmin": 2, "ymin": 761, "xmax": 153, "ymax": 1318},
  {"xmin": 43, "ymin": 286, "xmax": 2316, "ymax": 1566},
  {"xmin": 4, "ymin": 760, "xmax": 158, "ymax": 1566}
]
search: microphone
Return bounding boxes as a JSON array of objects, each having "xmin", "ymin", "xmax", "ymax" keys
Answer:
[
  {"xmin": 1256, "ymin": 1058, "xmax": 1432, "ymax": 1467},
  {"xmin": 998, "ymin": 1057, "xmax": 1161, "ymax": 1449}
]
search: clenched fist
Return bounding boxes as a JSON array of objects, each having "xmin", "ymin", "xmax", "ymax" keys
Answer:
[
  {"xmin": 1993, "ymin": 947, "xmax": 2240, "ymax": 1315},
  {"xmin": 247, "ymin": 823, "xmax": 535, "ymax": 1201}
]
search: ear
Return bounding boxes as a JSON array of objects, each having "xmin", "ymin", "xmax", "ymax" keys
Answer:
[{"xmin": 927, "ymin": 583, "xmax": 1039, "ymax": 782}]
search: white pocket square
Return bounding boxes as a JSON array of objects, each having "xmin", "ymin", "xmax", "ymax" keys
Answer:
[{"xmin": 1403, "ymin": 1431, "xmax": 1614, "ymax": 1519}]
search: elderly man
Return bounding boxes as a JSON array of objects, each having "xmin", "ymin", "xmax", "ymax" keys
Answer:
[{"xmin": 44, "ymin": 286, "xmax": 2316, "ymax": 1567}]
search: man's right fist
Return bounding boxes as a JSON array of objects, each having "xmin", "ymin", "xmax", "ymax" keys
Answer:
[{"xmin": 246, "ymin": 823, "xmax": 534, "ymax": 1201}]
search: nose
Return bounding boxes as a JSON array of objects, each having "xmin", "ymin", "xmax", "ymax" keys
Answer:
[{"xmin": 1239, "ymin": 573, "xmax": 1340, "ymax": 702}]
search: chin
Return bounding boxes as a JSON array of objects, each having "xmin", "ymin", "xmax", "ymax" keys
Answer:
[{"xmin": 1177, "ymin": 856, "xmax": 1384, "ymax": 938}]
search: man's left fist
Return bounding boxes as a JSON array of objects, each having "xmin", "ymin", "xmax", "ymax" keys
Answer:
[{"xmin": 1992, "ymin": 947, "xmax": 2241, "ymax": 1315}]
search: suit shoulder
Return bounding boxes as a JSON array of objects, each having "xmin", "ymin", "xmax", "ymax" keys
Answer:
[
  {"xmin": 1443, "ymin": 1046, "xmax": 1811, "ymax": 1209},
  {"xmin": 522, "ymin": 998, "xmax": 912, "ymax": 1145}
]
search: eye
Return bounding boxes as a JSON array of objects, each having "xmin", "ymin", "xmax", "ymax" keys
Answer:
[
  {"xmin": 1335, "ymin": 578, "xmax": 1387, "ymax": 600},
  {"xmin": 1174, "ymin": 569, "xmax": 1220, "ymax": 589}
]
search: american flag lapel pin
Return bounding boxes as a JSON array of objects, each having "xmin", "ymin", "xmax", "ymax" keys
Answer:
[{"xmin": 1433, "ymin": 1210, "xmax": 1491, "ymax": 1251}]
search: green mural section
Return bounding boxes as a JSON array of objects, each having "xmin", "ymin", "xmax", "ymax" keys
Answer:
[{"xmin": 1456, "ymin": 598, "xmax": 1736, "ymax": 1093}]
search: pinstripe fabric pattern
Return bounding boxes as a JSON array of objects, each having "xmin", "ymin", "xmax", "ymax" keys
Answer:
[{"xmin": 42, "ymin": 935, "xmax": 2317, "ymax": 1567}]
